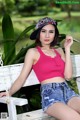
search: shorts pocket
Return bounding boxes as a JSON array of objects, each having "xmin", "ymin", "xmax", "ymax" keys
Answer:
[{"xmin": 41, "ymin": 88, "xmax": 53, "ymax": 107}]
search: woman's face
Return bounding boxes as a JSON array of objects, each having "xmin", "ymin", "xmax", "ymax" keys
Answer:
[{"xmin": 39, "ymin": 24, "xmax": 55, "ymax": 46}]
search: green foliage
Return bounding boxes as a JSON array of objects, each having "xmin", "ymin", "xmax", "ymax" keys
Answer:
[
  {"xmin": 15, "ymin": 0, "xmax": 51, "ymax": 16},
  {"xmin": 30, "ymin": 90, "xmax": 41, "ymax": 109},
  {"xmin": 9, "ymin": 43, "xmax": 36, "ymax": 64},
  {"xmin": 67, "ymin": 78, "xmax": 79, "ymax": 94},
  {"xmin": 5, "ymin": 0, "xmax": 15, "ymax": 13},
  {"xmin": 0, "ymin": 0, "xmax": 15, "ymax": 14},
  {"xmin": 2, "ymin": 13, "xmax": 35, "ymax": 65},
  {"xmin": 6, "ymin": 25, "xmax": 35, "ymax": 65},
  {"xmin": 2, "ymin": 13, "xmax": 15, "ymax": 64},
  {"xmin": 17, "ymin": 0, "xmax": 36, "ymax": 15},
  {"xmin": 37, "ymin": 0, "xmax": 49, "ymax": 6}
]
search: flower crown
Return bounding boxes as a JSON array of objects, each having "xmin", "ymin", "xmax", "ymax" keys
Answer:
[{"xmin": 36, "ymin": 17, "xmax": 57, "ymax": 29}]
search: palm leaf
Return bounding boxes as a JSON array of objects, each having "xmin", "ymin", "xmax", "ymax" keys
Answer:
[
  {"xmin": 4, "ymin": 25, "xmax": 35, "ymax": 65},
  {"xmin": 2, "ymin": 13, "xmax": 15, "ymax": 62}
]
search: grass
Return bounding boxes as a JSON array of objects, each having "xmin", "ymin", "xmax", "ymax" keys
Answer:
[{"xmin": 51, "ymin": 11, "xmax": 80, "ymax": 19}]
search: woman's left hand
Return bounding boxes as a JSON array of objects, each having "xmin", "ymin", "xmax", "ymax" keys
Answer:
[{"xmin": 64, "ymin": 35, "xmax": 73, "ymax": 49}]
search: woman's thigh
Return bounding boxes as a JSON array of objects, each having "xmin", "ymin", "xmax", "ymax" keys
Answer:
[
  {"xmin": 67, "ymin": 96, "xmax": 80, "ymax": 113},
  {"xmin": 45, "ymin": 102, "xmax": 80, "ymax": 120}
]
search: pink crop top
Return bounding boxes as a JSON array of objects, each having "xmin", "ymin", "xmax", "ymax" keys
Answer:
[{"xmin": 32, "ymin": 46, "xmax": 65, "ymax": 82}]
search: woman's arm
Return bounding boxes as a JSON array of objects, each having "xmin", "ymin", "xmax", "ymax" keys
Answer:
[
  {"xmin": 0, "ymin": 48, "xmax": 36, "ymax": 97},
  {"xmin": 9, "ymin": 48, "xmax": 35, "ymax": 96},
  {"xmin": 63, "ymin": 35, "xmax": 73, "ymax": 80},
  {"xmin": 57, "ymin": 35, "xmax": 73, "ymax": 80}
]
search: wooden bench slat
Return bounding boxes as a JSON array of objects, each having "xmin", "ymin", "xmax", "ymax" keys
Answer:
[
  {"xmin": 0, "ymin": 96, "xmax": 28, "ymax": 106},
  {"xmin": 0, "ymin": 64, "xmax": 39, "ymax": 91},
  {"xmin": 17, "ymin": 109, "xmax": 56, "ymax": 120}
]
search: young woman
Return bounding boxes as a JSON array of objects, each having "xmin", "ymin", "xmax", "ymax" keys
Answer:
[{"xmin": 0, "ymin": 17, "xmax": 80, "ymax": 120}]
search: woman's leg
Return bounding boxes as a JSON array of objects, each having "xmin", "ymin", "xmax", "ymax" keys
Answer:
[
  {"xmin": 67, "ymin": 96, "xmax": 80, "ymax": 113},
  {"xmin": 45, "ymin": 102, "xmax": 80, "ymax": 120}
]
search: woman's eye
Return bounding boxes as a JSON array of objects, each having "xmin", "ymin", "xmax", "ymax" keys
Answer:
[
  {"xmin": 41, "ymin": 30, "xmax": 45, "ymax": 32},
  {"xmin": 49, "ymin": 31, "xmax": 54, "ymax": 33},
  {"xmin": 41, "ymin": 30, "xmax": 55, "ymax": 33}
]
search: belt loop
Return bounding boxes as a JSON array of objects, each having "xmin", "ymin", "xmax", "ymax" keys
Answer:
[{"xmin": 52, "ymin": 83, "xmax": 56, "ymax": 89}]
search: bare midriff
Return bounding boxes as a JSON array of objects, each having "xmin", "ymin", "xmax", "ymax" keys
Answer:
[{"xmin": 41, "ymin": 77, "xmax": 65, "ymax": 84}]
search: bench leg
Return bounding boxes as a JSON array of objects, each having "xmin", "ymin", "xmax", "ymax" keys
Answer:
[
  {"xmin": 7, "ymin": 99, "xmax": 17, "ymax": 120},
  {"xmin": 0, "ymin": 97, "xmax": 28, "ymax": 120}
]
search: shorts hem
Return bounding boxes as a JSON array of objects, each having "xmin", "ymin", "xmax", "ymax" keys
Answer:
[
  {"xmin": 43, "ymin": 100, "xmax": 65, "ymax": 112},
  {"xmin": 66, "ymin": 94, "xmax": 80, "ymax": 103}
]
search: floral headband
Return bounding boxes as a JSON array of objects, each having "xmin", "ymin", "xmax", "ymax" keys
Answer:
[
  {"xmin": 36, "ymin": 17, "xmax": 57, "ymax": 29},
  {"xmin": 30, "ymin": 17, "xmax": 57, "ymax": 40}
]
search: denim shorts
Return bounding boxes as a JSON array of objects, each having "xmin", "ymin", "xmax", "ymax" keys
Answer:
[{"xmin": 40, "ymin": 81, "xmax": 79, "ymax": 112}]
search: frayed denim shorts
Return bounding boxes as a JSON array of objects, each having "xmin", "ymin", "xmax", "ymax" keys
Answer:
[{"xmin": 40, "ymin": 81, "xmax": 79, "ymax": 112}]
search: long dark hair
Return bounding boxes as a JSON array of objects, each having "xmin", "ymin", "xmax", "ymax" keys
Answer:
[{"xmin": 35, "ymin": 25, "xmax": 59, "ymax": 47}]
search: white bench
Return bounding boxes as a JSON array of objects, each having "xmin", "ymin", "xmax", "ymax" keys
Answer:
[{"xmin": 0, "ymin": 54, "xmax": 80, "ymax": 120}]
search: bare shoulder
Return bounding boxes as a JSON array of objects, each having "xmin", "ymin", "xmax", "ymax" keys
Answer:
[
  {"xmin": 56, "ymin": 47, "xmax": 64, "ymax": 55},
  {"xmin": 25, "ymin": 48, "xmax": 38, "ymax": 60},
  {"xmin": 55, "ymin": 47, "xmax": 65, "ymax": 61},
  {"xmin": 26, "ymin": 48, "xmax": 37, "ymax": 54}
]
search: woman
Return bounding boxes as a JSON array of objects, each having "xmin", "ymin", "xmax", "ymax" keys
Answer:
[{"xmin": 0, "ymin": 17, "xmax": 80, "ymax": 120}]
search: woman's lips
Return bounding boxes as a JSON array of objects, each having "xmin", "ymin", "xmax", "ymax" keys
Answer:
[{"xmin": 44, "ymin": 39, "xmax": 49, "ymax": 41}]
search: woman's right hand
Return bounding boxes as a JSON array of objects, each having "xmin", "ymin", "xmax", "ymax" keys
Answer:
[{"xmin": 0, "ymin": 91, "xmax": 9, "ymax": 97}]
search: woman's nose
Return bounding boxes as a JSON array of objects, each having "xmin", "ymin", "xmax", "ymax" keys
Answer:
[{"xmin": 45, "ymin": 32, "xmax": 49, "ymax": 38}]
